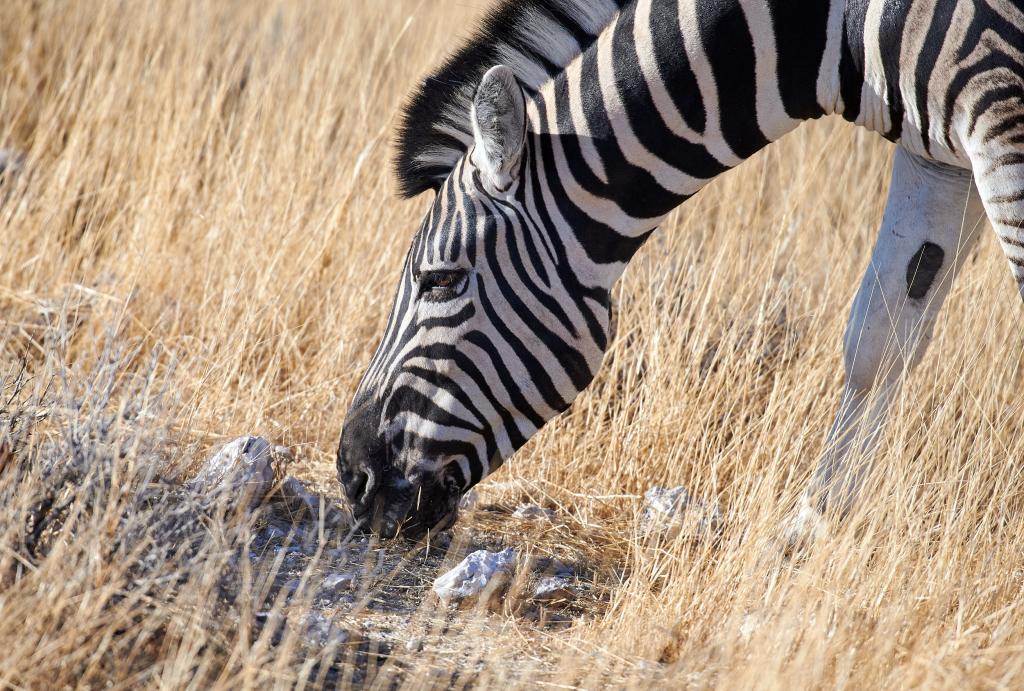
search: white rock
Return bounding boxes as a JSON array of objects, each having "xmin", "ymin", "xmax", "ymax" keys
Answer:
[
  {"xmin": 280, "ymin": 476, "xmax": 320, "ymax": 515},
  {"xmin": 189, "ymin": 436, "xmax": 278, "ymax": 509},
  {"xmin": 640, "ymin": 486, "xmax": 721, "ymax": 542},
  {"xmin": 643, "ymin": 486, "xmax": 691, "ymax": 516},
  {"xmin": 302, "ymin": 612, "xmax": 349, "ymax": 648},
  {"xmin": 278, "ymin": 476, "xmax": 350, "ymax": 529},
  {"xmin": 513, "ymin": 504, "xmax": 556, "ymax": 521},
  {"xmin": 321, "ymin": 573, "xmax": 356, "ymax": 596},
  {"xmin": 432, "ymin": 548, "xmax": 517, "ymax": 607},
  {"xmin": 532, "ymin": 576, "xmax": 575, "ymax": 604}
]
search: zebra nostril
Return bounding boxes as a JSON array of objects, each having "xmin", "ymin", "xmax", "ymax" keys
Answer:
[
  {"xmin": 338, "ymin": 465, "xmax": 387, "ymax": 517},
  {"xmin": 336, "ymin": 395, "xmax": 389, "ymax": 513}
]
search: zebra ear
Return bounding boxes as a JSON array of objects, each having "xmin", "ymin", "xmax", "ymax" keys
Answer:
[{"xmin": 471, "ymin": 65, "xmax": 526, "ymax": 191}]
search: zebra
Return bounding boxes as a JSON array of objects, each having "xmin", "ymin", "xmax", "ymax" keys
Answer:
[{"xmin": 336, "ymin": 0, "xmax": 1024, "ymax": 540}]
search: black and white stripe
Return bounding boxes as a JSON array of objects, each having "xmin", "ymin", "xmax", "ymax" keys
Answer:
[
  {"xmin": 395, "ymin": 0, "xmax": 630, "ymax": 197},
  {"xmin": 339, "ymin": 0, "xmax": 1024, "ymax": 536}
]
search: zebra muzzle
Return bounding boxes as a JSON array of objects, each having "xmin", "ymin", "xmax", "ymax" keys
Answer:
[{"xmin": 351, "ymin": 471, "xmax": 461, "ymax": 540}]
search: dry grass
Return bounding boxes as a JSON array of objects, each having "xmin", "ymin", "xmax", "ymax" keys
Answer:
[{"xmin": 3, "ymin": 0, "xmax": 1024, "ymax": 688}]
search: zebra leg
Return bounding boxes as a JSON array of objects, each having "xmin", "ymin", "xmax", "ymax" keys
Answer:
[{"xmin": 786, "ymin": 146, "xmax": 984, "ymax": 548}]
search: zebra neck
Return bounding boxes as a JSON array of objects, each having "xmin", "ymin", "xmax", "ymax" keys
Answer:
[{"xmin": 525, "ymin": 0, "xmax": 851, "ymax": 283}]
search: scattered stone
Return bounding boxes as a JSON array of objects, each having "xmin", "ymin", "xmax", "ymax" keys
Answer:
[
  {"xmin": 279, "ymin": 476, "xmax": 321, "ymax": 518},
  {"xmin": 405, "ymin": 636, "xmax": 424, "ymax": 652},
  {"xmin": 534, "ymin": 557, "xmax": 577, "ymax": 579},
  {"xmin": 642, "ymin": 486, "xmax": 690, "ymax": 520},
  {"xmin": 429, "ymin": 531, "xmax": 452, "ymax": 551},
  {"xmin": 320, "ymin": 573, "xmax": 357, "ymax": 597},
  {"xmin": 282, "ymin": 578, "xmax": 302, "ymax": 598},
  {"xmin": 189, "ymin": 436, "xmax": 282, "ymax": 509},
  {"xmin": 512, "ymin": 504, "xmax": 556, "ymax": 521},
  {"xmin": 302, "ymin": 611, "xmax": 349, "ymax": 648},
  {"xmin": 282, "ymin": 552, "xmax": 305, "ymax": 571},
  {"xmin": 279, "ymin": 544, "xmax": 308, "ymax": 557},
  {"xmin": 532, "ymin": 576, "xmax": 575, "ymax": 605},
  {"xmin": 260, "ymin": 524, "xmax": 288, "ymax": 542},
  {"xmin": 274, "ymin": 477, "xmax": 351, "ymax": 530},
  {"xmin": 640, "ymin": 486, "xmax": 721, "ymax": 542},
  {"xmin": 325, "ymin": 547, "xmax": 351, "ymax": 561},
  {"xmin": 550, "ymin": 560, "xmax": 576, "ymax": 578},
  {"xmin": 432, "ymin": 548, "xmax": 517, "ymax": 608}
]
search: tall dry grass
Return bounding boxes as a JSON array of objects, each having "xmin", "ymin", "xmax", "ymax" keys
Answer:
[{"xmin": 3, "ymin": 0, "xmax": 1024, "ymax": 688}]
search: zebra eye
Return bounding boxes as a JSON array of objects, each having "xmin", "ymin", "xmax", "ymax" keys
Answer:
[{"xmin": 418, "ymin": 269, "xmax": 468, "ymax": 301}]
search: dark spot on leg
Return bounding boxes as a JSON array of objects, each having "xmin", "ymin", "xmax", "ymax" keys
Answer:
[{"xmin": 906, "ymin": 242, "xmax": 945, "ymax": 299}]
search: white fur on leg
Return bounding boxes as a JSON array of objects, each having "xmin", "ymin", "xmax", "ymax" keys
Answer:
[{"xmin": 783, "ymin": 146, "xmax": 984, "ymax": 544}]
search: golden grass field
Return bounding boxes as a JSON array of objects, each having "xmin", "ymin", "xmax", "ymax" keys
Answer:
[{"xmin": 4, "ymin": 0, "xmax": 1024, "ymax": 688}]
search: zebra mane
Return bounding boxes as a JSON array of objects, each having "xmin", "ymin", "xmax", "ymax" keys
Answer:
[{"xmin": 394, "ymin": 0, "xmax": 628, "ymax": 198}]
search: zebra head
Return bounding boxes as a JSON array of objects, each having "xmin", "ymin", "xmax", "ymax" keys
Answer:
[{"xmin": 337, "ymin": 66, "xmax": 612, "ymax": 537}]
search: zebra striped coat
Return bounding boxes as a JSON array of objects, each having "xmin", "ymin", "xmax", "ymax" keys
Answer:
[{"xmin": 337, "ymin": 0, "xmax": 1024, "ymax": 539}]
